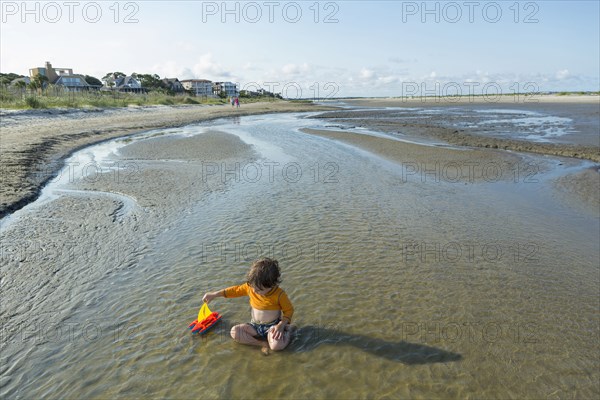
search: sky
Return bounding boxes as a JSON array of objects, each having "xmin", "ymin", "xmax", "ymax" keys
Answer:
[{"xmin": 1, "ymin": 0, "xmax": 599, "ymax": 98}]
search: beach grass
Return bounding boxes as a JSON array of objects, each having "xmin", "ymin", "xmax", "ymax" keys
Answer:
[{"xmin": 0, "ymin": 89, "xmax": 283, "ymax": 110}]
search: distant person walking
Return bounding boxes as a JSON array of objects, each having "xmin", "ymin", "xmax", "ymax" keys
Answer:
[
  {"xmin": 235, "ymin": 97, "xmax": 240, "ymax": 108},
  {"xmin": 231, "ymin": 97, "xmax": 235, "ymax": 108}
]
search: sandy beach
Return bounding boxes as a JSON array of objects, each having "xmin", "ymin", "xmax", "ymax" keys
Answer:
[
  {"xmin": 2, "ymin": 94, "xmax": 597, "ymax": 217},
  {"xmin": 4, "ymin": 0, "xmax": 599, "ymax": 396},
  {"xmin": 2, "ymin": 96, "xmax": 598, "ymax": 217},
  {"xmin": 0, "ymin": 101, "xmax": 336, "ymax": 218},
  {"xmin": 301, "ymin": 128, "xmax": 529, "ymax": 183},
  {"xmin": 1, "ymin": 106, "xmax": 598, "ymax": 399}
]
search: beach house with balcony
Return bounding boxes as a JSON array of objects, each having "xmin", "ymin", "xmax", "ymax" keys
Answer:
[
  {"xmin": 29, "ymin": 61, "xmax": 93, "ymax": 91},
  {"xmin": 180, "ymin": 79, "xmax": 214, "ymax": 97},
  {"xmin": 213, "ymin": 81, "xmax": 239, "ymax": 97},
  {"xmin": 114, "ymin": 75, "xmax": 144, "ymax": 92},
  {"xmin": 101, "ymin": 73, "xmax": 145, "ymax": 93}
]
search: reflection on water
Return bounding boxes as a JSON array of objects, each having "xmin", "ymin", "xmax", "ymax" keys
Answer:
[{"xmin": 1, "ymin": 113, "xmax": 598, "ymax": 399}]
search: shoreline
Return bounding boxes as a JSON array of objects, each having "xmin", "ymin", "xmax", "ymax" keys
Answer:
[
  {"xmin": 312, "ymin": 98, "xmax": 600, "ymax": 162},
  {"xmin": 301, "ymin": 127, "xmax": 600, "ymax": 211},
  {"xmin": 0, "ymin": 101, "xmax": 337, "ymax": 218},
  {"xmin": 329, "ymin": 94, "xmax": 600, "ymax": 106},
  {"xmin": 2, "ymin": 96, "xmax": 598, "ymax": 219}
]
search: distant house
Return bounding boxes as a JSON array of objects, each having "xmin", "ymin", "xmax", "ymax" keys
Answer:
[
  {"xmin": 29, "ymin": 61, "xmax": 94, "ymax": 91},
  {"xmin": 258, "ymin": 88, "xmax": 277, "ymax": 97},
  {"xmin": 101, "ymin": 73, "xmax": 121, "ymax": 89},
  {"xmin": 240, "ymin": 88, "xmax": 277, "ymax": 98},
  {"xmin": 213, "ymin": 81, "xmax": 239, "ymax": 97},
  {"xmin": 114, "ymin": 76, "xmax": 145, "ymax": 93},
  {"xmin": 54, "ymin": 75, "xmax": 92, "ymax": 91},
  {"xmin": 181, "ymin": 79, "xmax": 214, "ymax": 97},
  {"xmin": 10, "ymin": 77, "xmax": 31, "ymax": 86},
  {"xmin": 30, "ymin": 61, "xmax": 72, "ymax": 83},
  {"xmin": 240, "ymin": 89, "xmax": 259, "ymax": 97},
  {"xmin": 162, "ymin": 78, "xmax": 184, "ymax": 93}
]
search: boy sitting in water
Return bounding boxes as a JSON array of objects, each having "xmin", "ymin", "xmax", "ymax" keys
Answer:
[{"xmin": 202, "ymin": 257, "xmax": 294, "ymax": 353}]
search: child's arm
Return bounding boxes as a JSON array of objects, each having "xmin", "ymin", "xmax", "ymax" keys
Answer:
[
  {"xmin": 202, "ymin": 289, "xmax": 225, "ymax": 304},
  {"xmin": 279, "ymin": 291, "xmax": 294, "ymax": 324},
  {"xmin": 203, "ymin": 283, "xmax": 249, "ymax": 303},
  {"xmin": 270, "ymin": 291, "xmax": 294, "ymax": 340}
]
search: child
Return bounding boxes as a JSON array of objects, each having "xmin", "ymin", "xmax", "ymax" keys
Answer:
[{"xmin": 202, "ymin": 258, "xmax": 294, "ymax": 352}]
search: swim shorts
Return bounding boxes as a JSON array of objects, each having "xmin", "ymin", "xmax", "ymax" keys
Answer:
[{"xmin": 250, "ymin": 318, "xmax": 281, "ymax": 339}]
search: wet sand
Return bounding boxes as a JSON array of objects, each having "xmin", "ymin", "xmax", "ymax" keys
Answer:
[
  {"xmin": 341, "ymin": 94, "xmax": 600, "ymax": 106},
  {"xmin": 302, "ymin": 128, "xmax": 529, "ymax": 183},
  {"xmin": 0, "ymin": 101, "xmax": 336, "ymax": 218},
  {"xmin": 320, "ymin": 112, "xmax": 600, "ymax": 162},
  {"xmin": 313, "ymin": 106, "xmax": 599, "ymax": 162},
  {"xmin": 311, "ymin": 98, "xmax": 599, "ymax": 211},
  {"xmin": 554, "ymin": 166, "xmax": 600, "ymax": 211},
  {"xmin": 1, "ymin": 112, "xmax": 598, "ymax": 399},
  {"xmin": 82, "ymin": 130, "xmax": 259, "ymax": 211},
  {"xmin": 0, "ymin": 130, "xmax": 258, "ymax": 380},
  {"xmin": 303, "ymin": 127, "xmax": 599, "ymax": 211}
]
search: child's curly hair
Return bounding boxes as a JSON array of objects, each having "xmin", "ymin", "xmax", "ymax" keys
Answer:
[{"xmin": 246, "ymin": 257, "xmax": 281, "ymax": 289}]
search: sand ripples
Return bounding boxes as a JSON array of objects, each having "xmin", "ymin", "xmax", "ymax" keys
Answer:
[{"xmin": 1, "ymin": 113, "xmax": 598, "ymax": 398}]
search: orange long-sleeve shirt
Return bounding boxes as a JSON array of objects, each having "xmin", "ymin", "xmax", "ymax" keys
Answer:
[{"xmin": 223, "ymin": 283, "xmax": 294, "ymax": 323}]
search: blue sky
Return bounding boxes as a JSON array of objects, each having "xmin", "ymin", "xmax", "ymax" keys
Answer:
[{"xmin": 1, "ymin": 0, "xmax": 599, "ymax": 97}]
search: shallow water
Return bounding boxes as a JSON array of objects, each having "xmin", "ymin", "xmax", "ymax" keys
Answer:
[
  {"xmin": 315, "ymin": 103, "xmax": 600, "ymax": 146},
  {"xmin": 1, "ymin": 112, "xmax": 599, "ymax": 399}
]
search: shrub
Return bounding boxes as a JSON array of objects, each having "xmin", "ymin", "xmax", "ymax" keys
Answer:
[
  {"xmin": 183, "ymin": 97, "xmax": 199, "ymax": 104},
  {"xmin": 25, "ymin": 96, "xmax": 45, "ymax": 108}
]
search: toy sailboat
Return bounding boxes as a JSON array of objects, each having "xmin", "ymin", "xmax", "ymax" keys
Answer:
[{"xmin": 188, "ymin": 303, "xmax": 222, "ymax": 335}]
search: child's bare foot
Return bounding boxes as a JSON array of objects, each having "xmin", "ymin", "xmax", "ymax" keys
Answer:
[{"xmin": 261, "ymin": 346, "xmax": 270, "ymax": 356}]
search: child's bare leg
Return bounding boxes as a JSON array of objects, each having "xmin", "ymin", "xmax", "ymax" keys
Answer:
[
  {"xmin": 230, "ymin": 324, "xmax": 265, "ymax": 347},
  {"xmin": 267, "ymin": 326, "xmax": 293, "ymax": 351}
]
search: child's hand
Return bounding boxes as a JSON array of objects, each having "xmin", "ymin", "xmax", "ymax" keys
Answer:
[
  {"xmin": 270, "ymin": 322, "xmax": 286, "ymax": 340},
  {"xmin": 202, "ymin": 292, "xmax": 216, "ymax": 304}
]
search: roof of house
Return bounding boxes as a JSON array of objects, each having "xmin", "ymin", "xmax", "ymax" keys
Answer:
[
  {"xmin": 55, "ymin": 74, "xmax": 90, "ymax": 86},
  {"xmin": 115, "ymin": 76, "xmax": 141, "ymax": 87},
  {"xmin": 10, "ymin": 77, "xmax": 31, "ymax": 85},
  {"xmin": 180, "ymin": 79, "xmax": 212, "ymax": 83}
]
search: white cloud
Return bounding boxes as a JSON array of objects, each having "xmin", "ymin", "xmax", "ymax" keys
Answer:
[
  {"xmin": 192, "ymin": 53, "xmax": 232, "ymax": 79},
  {"xmin": 556, "ymin": 69, "xmax": 570, "ymax": 80},
  {"xmin": 148, "ymin": 54, "xmax": 237, "ymax": 81},
  {"xmin": 150, "ymin": 61, "xmax": 187, "ymax": 79},
  {"xmin": 281, "ymin": 63, "xmax": 310, "ymax": 76},
  {"xmin": 379, "ymin": 75, "xmax": 400, "ymax": 84},
  {"xmin": 360, "ymin": 68, "xmax": 376, "ymax": 80}
]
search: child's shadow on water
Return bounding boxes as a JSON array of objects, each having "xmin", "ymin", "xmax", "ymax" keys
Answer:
[{"xmin": 289, "ymin": 325, "xmax": 462, "ymax": 365}]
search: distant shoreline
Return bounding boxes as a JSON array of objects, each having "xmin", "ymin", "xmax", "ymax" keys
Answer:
[
  {"xmin": 2, "ymin": 95, "xmax": 598, "ymax": 219},
  {"xmin": 317, "ymin": 93, "xmax": 600, "ymax": 105},
  {"xmin": 1, "ymin": 92, "xmax": 598, "ymax": 111}
]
